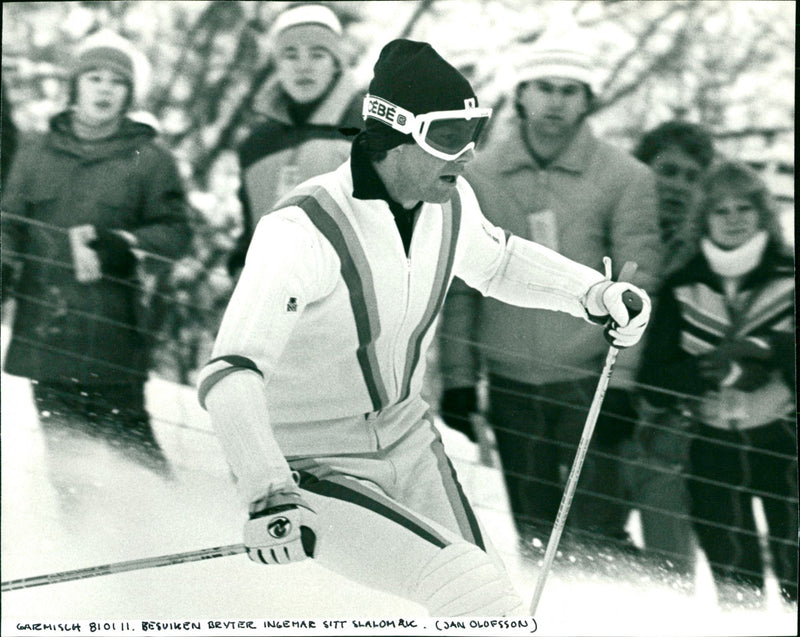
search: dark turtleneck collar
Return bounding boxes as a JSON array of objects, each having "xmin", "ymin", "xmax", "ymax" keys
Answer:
[
  {"xmin": 351, "ymin": 132, "xmax": 393, "ymax": 201},
  {"xmin": 350, "ymin": 133, "xmax": 420, "ymax": 255},
  {"xmin": 287, "ymin": 94, "xmax": 325, "ymax": 126},
  {"xmin": 285, "ymin": 72, "xmax": 341, "ymax": 125}
]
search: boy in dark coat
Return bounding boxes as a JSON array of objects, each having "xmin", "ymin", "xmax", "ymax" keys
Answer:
[{"xmin": 2, "ymin": 30, "xmax": 190, "ymax": 478}]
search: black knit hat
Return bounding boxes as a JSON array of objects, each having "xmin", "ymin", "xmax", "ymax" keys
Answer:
[{"xmin": 364, "ymin": 39, "xmax": 477, "ymax": 152}]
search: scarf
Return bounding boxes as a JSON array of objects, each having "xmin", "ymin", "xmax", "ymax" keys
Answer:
[{"xmin": 701, "ymin": 230, "xmax": 769, "ymax": 278}]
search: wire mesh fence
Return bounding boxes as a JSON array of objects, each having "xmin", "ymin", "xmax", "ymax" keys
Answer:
[{"xmin": 1, "ymin": 211, "xmax": 797, "ymax": 604}]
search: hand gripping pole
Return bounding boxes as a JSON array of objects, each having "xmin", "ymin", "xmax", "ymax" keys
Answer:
[
  {"xmin": 1, "ymin": 543, "xmax": 246, "ymax": 592},
  {"xmin": 529, "ymin": 259, "xmax": 641, "ymax": 615}
]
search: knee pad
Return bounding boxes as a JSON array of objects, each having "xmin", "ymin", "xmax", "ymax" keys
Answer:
[{"xmin": 411, "ymin": 542, "xmax": 526, "ymax": 616}]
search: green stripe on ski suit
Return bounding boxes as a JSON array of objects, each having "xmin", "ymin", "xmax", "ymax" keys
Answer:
[
  {"xmin": 294, "ymin": 463, "xmax": 451, "ymax": 549},
  {"xmin": 280, "ymin": 188, "xmax": 390, "ymax": 412},
  {"xmin": 426, "ymin": 413, "xmax": 486, "ymax": 550},
  {"xmin": 398, "ymin": 192, "xmax": 462, "ymax": 403}
]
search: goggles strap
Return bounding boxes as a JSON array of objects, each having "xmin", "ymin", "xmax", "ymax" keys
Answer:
[
  {"xmin": 362, "ymin": 94, "xmax": 492, "ymax": 160},
  {"xmin": 362, "ymin": 95, "xmax": 415, "ymax": 135}
]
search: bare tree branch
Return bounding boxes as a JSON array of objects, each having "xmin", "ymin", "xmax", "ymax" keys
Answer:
[
  {"xmin": 599, "ymin": 0, "xmax": 695, "ymax": 97},
  {"xmin": 152, "ymin": 3, "xmax": 217, "ymax": 115},
  {"xmin": 398, "ymin": 0, "xmax": 436, "ymax": 39},
  {"xmin": 193, "ymin": 57, "xmax": 276, "ymax": 183}
]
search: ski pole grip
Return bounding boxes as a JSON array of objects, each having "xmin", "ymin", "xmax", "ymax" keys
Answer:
[
  {"xmin": 621, "ymin": 290, "xmax": 643, "ymax": 319},
  {"xmin": 617, "ymin": 260, "xmax": 641, "ymax": 321}
]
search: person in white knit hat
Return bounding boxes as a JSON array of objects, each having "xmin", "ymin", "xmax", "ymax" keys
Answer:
[
  {"xmin": 68, "ymin": 29, "xmax": 152, "ymax": 111},
  {"xmin": 438, "ymin": 16, "xmax": 663, "ymax": 556},
  {"xmin": 517, "ymin": 21, "xmax": 599, "ymax": 85},
  {"xmin": 227, "ymin": 3, "xmax": 364, "ymax": 276},
  {"xmin": 511, "ymin": 19, "xmax": 601, "ymax": 156}
]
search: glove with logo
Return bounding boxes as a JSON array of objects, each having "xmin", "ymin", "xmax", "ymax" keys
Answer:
[
  {"xmin": 585, "ymin": 281, "xmax": 651, "ymax": 348},
  {"xmin": 244, "ymin": 490, "xmax": 318, "ymax": 565}
]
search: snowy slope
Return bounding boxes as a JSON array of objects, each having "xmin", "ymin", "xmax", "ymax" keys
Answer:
[{"xmin": 1, "ymin": 327, "xmax": 796, "ymax": 636}]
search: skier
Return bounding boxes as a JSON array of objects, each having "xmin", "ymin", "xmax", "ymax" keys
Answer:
[{"xmin": 198, "ymin": 39, "xmax": 651, "ymax": 616}]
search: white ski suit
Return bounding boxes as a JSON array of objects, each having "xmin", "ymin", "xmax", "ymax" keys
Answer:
[{"xmin": 198, "ymin": 150, "xmax": 608, "ymax": 616}]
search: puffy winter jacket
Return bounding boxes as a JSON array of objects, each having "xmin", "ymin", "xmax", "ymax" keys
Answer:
[
  {"xmin": 1, "ymin": 111, "xmax": 190, "ymax": 384},
  {"xmin": 440, "ymin": 114, "xmax": 662, "ymax": 387},
  {"xmin": 638, "ymin": 243, "xmax": 795, "ymax": 430},
  {"xmin": 231, "ymin": 71, "xmax": 363, "ymax": 259}
]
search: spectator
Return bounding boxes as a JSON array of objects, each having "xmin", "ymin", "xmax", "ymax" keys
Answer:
[
  {"xmin": 638, "ymin": 160, "xmax": 797, "ymax": 607},
  {"xmin": 1, "ymin": 30, "xmax": 191, "ymax": 480},
  {"xmin": 1, "ymin": 81, "xmax": 17, "ymax": 186},
  {"xmin": 625, "ymin": 120, "xmax": 715, "ymax": 582},
  {"xmin": 633, "ymin": 120, "xmax": 716, "ymax": 275},
  {"xmin": 2, "ymin": 81, "xmax": 20, "ymax": 306},
  {"xmin": 227, "ymin": 3, "xmax": 363, "ymax": 276},
  {"xmin": 438, "ymin": 19, "xmax": 662, "ymax": 551}
]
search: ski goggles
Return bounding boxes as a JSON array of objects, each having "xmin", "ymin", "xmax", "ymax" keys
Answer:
[{"xmin": 362, "ymin": 94, "xmax": 492, "ymax": 161}]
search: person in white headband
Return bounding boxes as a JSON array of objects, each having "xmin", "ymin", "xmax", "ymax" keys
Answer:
[{"xmin": 228, "ymin": 3, "xmax": 363, "ymax": 276}]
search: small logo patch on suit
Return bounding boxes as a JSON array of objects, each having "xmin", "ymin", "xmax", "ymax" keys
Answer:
[{"xmin": 286, "ymin": 297, "xmax": 298, "ymax": 312}]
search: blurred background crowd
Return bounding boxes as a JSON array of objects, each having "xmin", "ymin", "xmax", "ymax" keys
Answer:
[{"xmin": 1, "ymin": 0, "xmax": 796, "ymax": 613}]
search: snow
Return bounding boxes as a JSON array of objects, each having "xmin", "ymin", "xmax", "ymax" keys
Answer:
[{"xmin": 1, "ymin": 325, "xmax": 797, "ymax": 636}]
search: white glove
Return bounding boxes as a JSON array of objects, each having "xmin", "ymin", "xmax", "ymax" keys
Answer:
[
  {"xmin": 586, "ymin": 280, "xmax": 651, "ymax": 348},
  {"xmin": 68, "ymin": 224, "xmax": 102, "ymax": 283},
  {"xmin": 244, "ymin": 490, "xmax": 318, "ymax": 565}
]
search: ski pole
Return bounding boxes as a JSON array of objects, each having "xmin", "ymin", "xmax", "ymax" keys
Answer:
[
  {"xmin": 1, "ymin": 543, "xmax": 246, "ymax": 592},
  {"xmin": 529, "ymin": 259, "xmax": 641, "ymax": 615}
]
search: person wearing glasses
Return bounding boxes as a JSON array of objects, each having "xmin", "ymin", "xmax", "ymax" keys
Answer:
[
  {"xmin": 197, "ymin": 39, "xmax": 651, "ymax": 616},
  {"xmin": 438, "ymin": 20, "xmax": 662, "ymax": 555}
]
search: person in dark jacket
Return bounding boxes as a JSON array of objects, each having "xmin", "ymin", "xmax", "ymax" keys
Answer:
[
  {"xmin": 2, "ymin": 81, "xmax": 20, "ymax": 306},
  {"xmin": 623, "ymin": 121, "xmax": 716, "ymax": 584},
  {"xmin": 227, "ymin": 3, "xmax": 363, "ymax": 275},
  {"xmin": 633, "ymin": 120, "xmax": 716, "ymax": 276},
  {"xmin": 638, "ymin": 161, "xmax": 797, "ymax": 607},
  {"xmin": 1, "ymin": 30, "xmax": 190, "ymax": 479}
]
